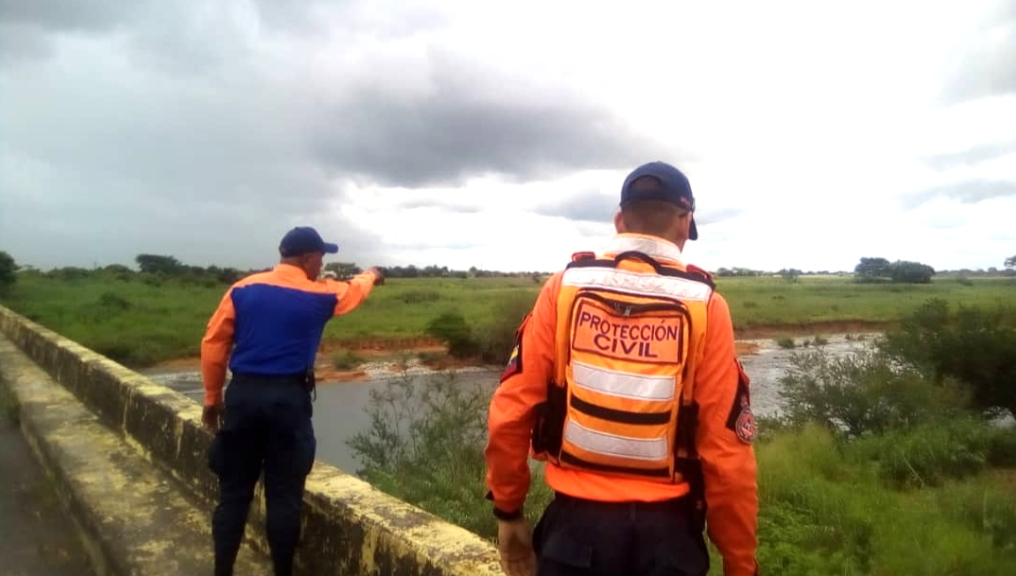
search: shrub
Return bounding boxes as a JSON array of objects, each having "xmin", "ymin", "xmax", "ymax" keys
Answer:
[
  {"xmin": 986, "ymin": 427, "xmax": 1016, "ymax": 467},
  {"xmin": 425, "ymin": 312, "xmax": 478, "ymax": 358},
  {"xmin": 879, "ymin": 299, "xmax": 1016, "ymax": 418},
  {"xmin": 401, "ymin": 289, "xmax": 442, "ymax": 305},
  {"xmin": 98, "ymin": 292, "xmax": 131, "ymax": 311},
  {"xmin": 473, "ymin": 291, "xmax": 537, "ymax": 364},
  {"xmin": 331, "ymin": 349, "xmax": 364, "ymax": 370},
  {"xmin": 777, "ymin": 337, "xmax": 796, "ymax": 349},
  {"xmin": 346, "ymin": 371, "xmax": 554, "ymax": 539},
  {"xmin": 423, "ymin": 292, "xmax": 537, "ymax": 364},
  {"xmin": 0, "ymin": 250, "xmax": 16, "ymax": 294},
  {"xmin": 850, "ymin": 417, "xmax": 994, "ymax": 488},
  {"xmin": 92, "ymin": 339, "xmax": 160, "ymax": 367},
  {"xmin": 416, "ymin": 350, "xmax": 444, "ymax": 366},
  {"xmin": 778, "ymin": 347, "xmax": 969, "ymax": 437}
]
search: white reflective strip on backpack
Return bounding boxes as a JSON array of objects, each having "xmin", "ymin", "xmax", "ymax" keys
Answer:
[
  {"xmin": 562, "ymin": 267, "xmax": 712, "ymax": 302},
  {"xmin": 563, "ymin": 419, "xmax": 669, "ymax": 461},
  {"xmin": 572, "ymin": 361, "xmax": 675, "ymax": 401}
]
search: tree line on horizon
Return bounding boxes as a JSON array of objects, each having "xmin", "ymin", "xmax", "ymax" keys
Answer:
[{"xmin": 0, "ymin": 251, "xmax": 1014, "ymax": 293}]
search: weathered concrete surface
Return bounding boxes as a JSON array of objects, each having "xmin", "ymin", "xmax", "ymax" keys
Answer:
[
  {"xmin": 0, "ymin": 335, "xmax": 273, "ymax": 575},
  {"xmin": 0, "ymin": 305, "xmax": 503, "ymax": 576},
  {"xmin": 0, "ymin": 401, "xmax": 95, "ymax": 576}
]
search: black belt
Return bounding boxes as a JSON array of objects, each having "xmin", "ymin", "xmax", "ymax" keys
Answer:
[
  {"xmin": 231, "ymin": 370, "xmax": 317, "ymax": 401},
  {"xmin": 231, "ymin": 371, "xmax": 307, "ymax": 383},
  {"xmin": 553, "ymin": 491, "xmax": 694, "ymax": 513}
]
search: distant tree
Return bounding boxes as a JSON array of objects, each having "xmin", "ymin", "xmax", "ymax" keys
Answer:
[
  {"xmin": 0, "ymin": 251, "xmax": 17, "ymax": 294},
  {"xmin": 854, "ymin": 257, "xmax": 892, "ymax": 283},
  {"xmin": 779, "ymin": 268, "xmax": 802, "ymax": 283},
  {"xmin": 889, "ymin": 260, "xmax": 935, "ymax": 284},
  {"xmin": 854, "ymin": 257, "xmax": 934, "ymax": 284},
  {"xmin": 1006, "ymin": 255, "xmax": 1016, "ymax": 270},
  {"xmin": 102, "ymin": 264, "xmax": 134, "ymax": 275},
  {"xmin": 135, "ymin": 254, "xmax": 183, "ymax": 275}
]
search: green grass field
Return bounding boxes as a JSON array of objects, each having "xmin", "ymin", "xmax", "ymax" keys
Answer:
[{"xmin": 0, "ymin": 271, "xmax": 1013, "ymax": 367}]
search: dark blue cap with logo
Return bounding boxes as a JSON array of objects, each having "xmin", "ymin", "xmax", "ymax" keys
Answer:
[
  {"xmin": 619, "ymin": 161, "xmax": 698, "ymax": 240},
  {"xmin": 279, "ymin": 226, "xmax": 339, "ymax": 257}
]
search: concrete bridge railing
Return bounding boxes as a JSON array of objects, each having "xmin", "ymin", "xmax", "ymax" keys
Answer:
[{"xmin": 0, "ymin": 305, "xmax": 503, "ymax": 575}]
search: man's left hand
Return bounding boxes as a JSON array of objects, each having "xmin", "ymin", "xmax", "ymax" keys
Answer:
[
  {"xmin": 496, "ymin": 517, "xmax": 536, "ymax": 576},
  {"xmin": 202, "ymin": 403, "xmax": 224, "ymax": 433}
]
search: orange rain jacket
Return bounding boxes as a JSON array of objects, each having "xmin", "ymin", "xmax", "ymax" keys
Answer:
[
  {"xmin": 201, "ymin": 264, "xmax": 377, "ymax": 407},
  {"xmin": 485, "ymin": 233, "xmax": 759, "ymax": 576}
]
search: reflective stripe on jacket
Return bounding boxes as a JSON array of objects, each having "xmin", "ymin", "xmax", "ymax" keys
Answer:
[{"xmin": 538, "ymin": 248, "xmax": 711, "ymax": 481}]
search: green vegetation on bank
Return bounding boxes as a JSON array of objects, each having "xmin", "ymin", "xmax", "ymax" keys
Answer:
[
  {"xmin": 348, "ymin": 301, "xmax": 1016, "ymax": 575},
  {"xmin": 0, "ymin": 263, "xmax": 1013, "ymax": 367}
]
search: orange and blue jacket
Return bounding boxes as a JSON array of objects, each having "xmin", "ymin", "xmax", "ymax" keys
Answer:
[
  {"xmin": 484, "ymin": 233, "xmax": 759, "ymax": 576},
  {"xmin": 201, "ymin": 264, "xmax": 377, "ymax": 407}
]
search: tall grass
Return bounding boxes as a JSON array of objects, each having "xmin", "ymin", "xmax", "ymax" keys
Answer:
[{"xmin": 756, "ymin": 424, "xmax": 1016, "ymax": 575}]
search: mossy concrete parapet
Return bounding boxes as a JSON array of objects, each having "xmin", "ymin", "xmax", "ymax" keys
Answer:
[
  {"xmin": 0, "ymin": 305, "xmax": 503, "ymax": 576},
  {"xmin": 0, "ymin": 335, "xmax": 274, "ymax": 575}
]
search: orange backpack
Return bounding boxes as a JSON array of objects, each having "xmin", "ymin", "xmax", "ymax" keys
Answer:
[{"xmin": 532, "ymin": 250, "xmax": 713, "ymax": 483}]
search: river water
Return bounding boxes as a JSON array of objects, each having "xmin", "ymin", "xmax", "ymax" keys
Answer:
[{"xmin": 142, "ymin": 334, "xmax": 873, "ymax": 474}]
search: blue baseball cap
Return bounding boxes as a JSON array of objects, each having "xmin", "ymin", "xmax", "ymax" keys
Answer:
[
  {"xmin": 619, "ymin": 161, "xmax": 698, "ymax": 240},
  {"xmin": 279, "ymin": 226, "xmax": 339, "ymax": 257}
]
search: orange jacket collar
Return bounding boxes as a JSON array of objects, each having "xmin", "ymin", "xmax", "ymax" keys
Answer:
[
  {"xmin": 274, "ymin": 263, "xmax": 312, "ymax": 281},
  {"xmin": 602, "ymin": 234, "xmax": 683, "ymax": 264}
]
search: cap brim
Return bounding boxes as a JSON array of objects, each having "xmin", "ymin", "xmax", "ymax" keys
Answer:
[{"xmin": 323, "ymin": 242, "xmax": 339, "ymax": 254}]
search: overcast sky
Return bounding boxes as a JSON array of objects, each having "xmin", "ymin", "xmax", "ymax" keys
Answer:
[{"xmin": 2, "ymin": 0, "xmax": 1014, "ymax": 273}]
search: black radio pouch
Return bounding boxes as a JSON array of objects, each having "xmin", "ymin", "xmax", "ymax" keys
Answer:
[
  {"xmin": 531, "ymin": 381, "xmax": 566, "ymax": 455},
  {"xmin": 674, "ymin": 401, "xmax": 705, "ymax": 531}
]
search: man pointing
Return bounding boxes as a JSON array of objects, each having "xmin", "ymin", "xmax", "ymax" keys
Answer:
[{"xmin": 201, "ymin": 226, "xmax": 383, "ymax": 576}]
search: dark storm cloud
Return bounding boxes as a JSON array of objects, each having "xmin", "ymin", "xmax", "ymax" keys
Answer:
[
  {"xmin": 534, "ymin": 193, "xmax": 743, "ymax": 227},
  {"xmin": 309, "ymin": 52, "xmax": 671, "ymax": 189},
  {"xmin": 534, "ymin": 192, "xmax": 618, "ymax": 223},
  {"xmin": 904, "ymin": 179, "xmax": 1016, "ymax": 209},
  {"xmin": 923, "ymin": 140, "xmax": 1016, "ymax": 170},
  {"xmin": 0, "ymin": 0, "xmax": 668, "ymax": 269},
  {"xmin": 0, "ymin": 0, "xmax": 141, "ymax": 32},
  {"xmin": 0, "ymin": 0, "xmax": 150, "ymax": 64}
]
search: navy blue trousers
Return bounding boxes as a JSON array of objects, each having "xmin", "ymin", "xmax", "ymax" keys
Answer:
[
  {"xmin": 532, "ymin": 493, "xmax": 709, "ymax": 576},
  {"xmin": 208, "ymin": 375, "xmax": 316, "ymax": 576}
]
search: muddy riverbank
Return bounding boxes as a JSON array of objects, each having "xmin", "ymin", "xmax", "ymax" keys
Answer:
[{"xmin": 142, "ymin": 333, "xmax": 875, "ymax": 474}]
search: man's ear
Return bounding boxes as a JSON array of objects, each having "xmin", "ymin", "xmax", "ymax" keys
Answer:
[{"xmin": 614, "ymin": 210, "xmax": 626, "ymax": 234}]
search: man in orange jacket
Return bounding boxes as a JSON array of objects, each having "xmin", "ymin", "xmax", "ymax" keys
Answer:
[
  {"xmin": 484, "ymin": 161, "xmax": 759, "ymax": 576},
  {"xmin": 201, "ymin": 226, "xmax": 383, "ymax": 576}
]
